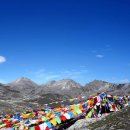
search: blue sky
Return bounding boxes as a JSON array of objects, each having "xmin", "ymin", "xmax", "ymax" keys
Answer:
[{"xmin": 0, "ymin": 0, "xmax": 130, "ymax": 84}]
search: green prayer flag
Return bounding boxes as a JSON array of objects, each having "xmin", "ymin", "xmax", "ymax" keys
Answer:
[
  {"xmin": 88, "ymin": 111, "xmax": 92, "ymax": 118},
  {"xmin": 29, "ymin": 126, "xmax": 35, "ymax": 130},
  {"xmin": 74, "ymin": 107, "xmax": 82, "ymax": 114},
  {"xmin": 91, "ymin": 108, "xmax": 94, "ymax": 113},
  {"xmin": 55, "ymin": 117, "xmax": 61, "ymax": 124},
  {"xmin": 28, "ymin": 113, "xmax": 33, "ymax": 117},
  {"xmin": 104, "ymin": 98, "xmax": 107, "ymax": 102}
]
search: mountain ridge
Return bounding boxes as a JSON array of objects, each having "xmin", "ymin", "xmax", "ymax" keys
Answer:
[
  {"xmin": 1, "ymin": 77, "xmax": 129, "ymax": 97},
  {"xmin": 1, "ymin": 77, "xmax": 130, "ymax": 96},
  {"xmin": 0, "ymin": 77, "xmax": 130, "ymax": 112}
]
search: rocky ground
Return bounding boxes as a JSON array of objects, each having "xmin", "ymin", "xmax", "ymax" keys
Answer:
[{"xmin": 67, "ymin": 105, "xmax": 130, "ymax": 130}]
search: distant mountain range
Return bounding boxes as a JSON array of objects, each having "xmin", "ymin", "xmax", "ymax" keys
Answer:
[
  {"xmin": 7, "ymin": 77, "xmax": 130, "ymax": 96},
  {"xmin": 0, "ymin": 77, "xmax": 130, "ymax": 112}
]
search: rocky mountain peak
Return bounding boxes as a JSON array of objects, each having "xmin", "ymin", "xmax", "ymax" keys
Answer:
[
  {"xmin": 8, "ymin": 77, "xmax": 39, "ymax": 93},
  {"xmin": 89, "ymin": 80, "xmax": 108, "ymax": 84},
  {"xmin": 83, "ymin": 80, "xmax": 111, "ymax": 93},
  {"xmin": 45, "ymin": 79, "xmax": 81, "ymax": 90},
  {"xmin": 46, "ymin": 80, "xmax": 56, "ymax": 86},
  {"xmin": 13, "ymin": 77, "xmax": 33, "ymax": 83},
  {"xmin": 60, "ymin": 79, "xmax": 81, "ymax": 89}
]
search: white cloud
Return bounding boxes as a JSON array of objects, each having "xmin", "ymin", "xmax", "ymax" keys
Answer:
[
  {"xmin": 96, "ymin": 54, "xmax": 104, "ymax": 58},
  {"xmin": 120, "ymin": 79, "xmax": 129, "ymax": 83},
  {"xmin": 31, "ymin": 68, "xmax": 88, "ymax": 84},
  {"xmin": 0, "ymin": 56, "xmax": 6, "ymax": 64},
  {"xmin": 91, "ymin": 45, "xmax": 111, "ymax": 58}
]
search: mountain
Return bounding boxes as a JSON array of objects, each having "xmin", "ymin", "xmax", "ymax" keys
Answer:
[
  {"xmin": 83, "ymin": 80, "xmax": 112, "ymax": 94},
  {"xmin": 39, "ymin": 79, "xmax": 83, "ymax": 97},
  {"xmin": 8, "ymin": 77, "xmax": 39, "ymax": 95},
  {"xmin": 0, "ymin": 83, "xmax": 22, "ymax": 112},
  {"xmin": 83, "ymin": 80, "xmax": 130, "ymax": 95},
  {"xmin": 45, "ymin": 79, "xmax": 81, "ymax": 90},
  {"xmin": 0, "ymin": 83, "xmax": 21, "ymax": 99},
  {"xmin": 0, "ymin": 78, "xmax": 130, "ymax": 113},
  {"xmin": 6, "ymin": 78, "xmax": 130, "ymax": 97},
  {"xmin": 6, "ymin": 78, "xmax": 130, "ymax": 98},
  {"xmin": 108, "ymin": 83, "xmax": 130, "ymax": 95}
]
